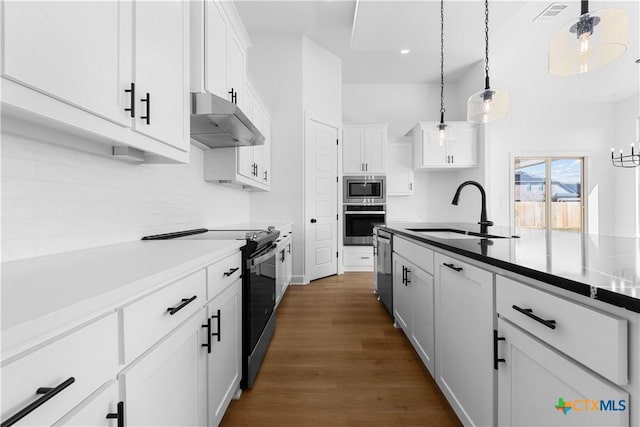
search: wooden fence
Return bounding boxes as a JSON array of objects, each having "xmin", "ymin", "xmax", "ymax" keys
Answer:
[{"xmin": 514, "ymin": 202, "xmax": 582, "ymax": 231}]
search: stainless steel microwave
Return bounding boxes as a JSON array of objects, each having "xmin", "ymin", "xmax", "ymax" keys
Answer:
[{"xmin": 343, "ymin": 175, "xmax": 386, "ymax": 204}]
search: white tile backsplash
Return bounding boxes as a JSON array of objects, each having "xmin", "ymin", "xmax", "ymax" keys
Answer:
[{"xmin": 1, "ymin": 133, "xmax": 250, "ymax": 261}]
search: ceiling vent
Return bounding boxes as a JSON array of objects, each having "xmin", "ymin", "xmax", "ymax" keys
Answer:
[{"xmin": 533, "ymin": 3, "xmax": 569, "ymax": 22}]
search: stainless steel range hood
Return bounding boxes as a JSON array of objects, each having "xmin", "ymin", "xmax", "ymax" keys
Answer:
[{"xmin": 190, "ymin": 92, "xmax": 265, "ymax": 148}]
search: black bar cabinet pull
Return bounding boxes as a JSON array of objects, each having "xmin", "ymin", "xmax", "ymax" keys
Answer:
[
  {"xmin": 124, "ymin": 83, "xmax": 135, "ymax": 117},
  {"xmin": 140, "ymin": 92, "xmax": 150, "ymax": 124},
  {"xmin": 405, "ymin": 267, "xmax": 411, "ymax": 284},
  {"xmin": 493, "ymin": 330, "xmax": 506, "ymax": 370},
  {"xmin": 443, "ymin": 262, "xmax": 463, "ymax": 272},
  {"xmin": 512, "ymin": 305, "xmax": 557, "ymax": 329},
  {"xmin": 264, "ymin": 170, "xmax": 268, "ymax": 181},
  {"xmin": 287, "ymin": 243, "xmax": 291, "ymax": 254},
  {"xmin": 106, "ymin": 401, "xmax": 125, "ymax": 427},
  {"xmin": 280, "ymin": 250, "xmax": 285, "ymax": 263},
  {"xmin": 211, "ymin": 309, "xmax": 221, "ymax": 342},
  {"xmin": 401, "ymin": 266, "xmax": 406, "ymax": 285},
  {"xmin": 167, "ymin": 295, "xmax": 197, "ymax": 315},
  {"xmin": 223, "ymin": 267, "xmax": 239, "ymax": 277},
  {"xmin": 228, "ymin": 88, "xmax": 237, "ymax": 104},
  {"xmin": 202, "ymin": 318, "xmax": 212, "ymax": 353},
  {"xmin": 1, "ymin": 377, "xmax": 75, "ymax": 427}
]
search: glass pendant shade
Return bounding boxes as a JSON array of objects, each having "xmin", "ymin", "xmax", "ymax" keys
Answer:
[
  {"xmin": 549, "ymin": 8, "xmax": 628, "ymax": 76},
  {"xmin": 467, "ymin": 88, "xmax": 509, "ymax": 124},
  {"xmin": 430, "ymin": 122, "xmax": 455, "ymax": 146}
]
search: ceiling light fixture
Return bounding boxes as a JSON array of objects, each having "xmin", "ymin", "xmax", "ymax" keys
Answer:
[
  {"xmin": 466, "ymin": 0, "xmax": 508, "ymax": 124},
  {"xmin": 549, "ymin": 0, "xmax": 627, "ymax": 76},
  {"xmin": 400, "ymin": 49, "xmax": 411, "ymax": 55},
  {"xmin": 435, "ymin": 0, "xmax": 453, "ymax": 145}
]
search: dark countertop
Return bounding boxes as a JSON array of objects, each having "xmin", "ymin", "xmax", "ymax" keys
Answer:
[{"xmin": 378, "ymin": 222, "xmax": 640, "ymax": 313}]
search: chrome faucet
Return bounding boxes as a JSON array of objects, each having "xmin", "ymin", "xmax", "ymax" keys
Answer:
[{"xmin": 451, "ymin": 180, "xmax": 494, "ymax": 235}]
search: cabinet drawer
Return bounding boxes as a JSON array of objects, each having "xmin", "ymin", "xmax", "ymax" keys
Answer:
[
  {"xmin": 207, "ymin": 251, "xmax": 242, "ymax": 300},
  {"xmin": 435, "ymin": 253, "xmax": 491, "ymax": 287},
  {"xmin": 343, "ymin": 248, "xmax": 374, "ymax": 266},
  {"xmin": 496, "ymin": 276, "xmax": 628, "ymax": 385},
  {"xmin": 394, "ymin": 236, "xmax": 433, "ymax": 275},
  {"xmin": 53, "ymin": 380, "xmax": 120, "ymax": 427},
  {"xmin": 1, "ymin": 314, "xmax": 118, "ymax": 427},
  {"xmin": 121, "ymin": 270, "xmax": 206, "ymax": 364}
]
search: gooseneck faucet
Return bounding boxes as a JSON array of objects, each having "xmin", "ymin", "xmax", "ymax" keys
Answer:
[{"xmin": 451, "ymin": 180, "xmax": 494, "ymax": 234}]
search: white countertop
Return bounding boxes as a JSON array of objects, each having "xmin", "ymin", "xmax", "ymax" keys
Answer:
[
  {"xmin": 211, "ymin": 222, "xmax": 293, "ymax": 233},
  {"xmin": 2, "ymin": 239, "xmax": 244, "ymax": 359}
]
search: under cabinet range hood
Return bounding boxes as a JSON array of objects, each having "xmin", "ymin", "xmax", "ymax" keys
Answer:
[{"xmin": 190, "ymin": 92, "xmax": 265, "ymax": 148}]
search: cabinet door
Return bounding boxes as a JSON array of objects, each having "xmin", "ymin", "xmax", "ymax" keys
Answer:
[
  {"xmin": 53, "ymin": 381, "xmax": 120, "ymax": 427},
  {"xmin": 133, "ymin": 0, "xmax": 188, "ymax": 151},
  {"xmin": 226, "ymin": 29, "xmax": 246, "ymax": 110},
  {"xmin": 119, "ymin": 312, "xmax": 207, "ymax": 427},
  {"xmin": 448, "ymin": 123, "xmax": 476, "ymax": 166},
  {"xmin": 497, "ymin": 319, "xmax": 629, "ymax": 427},
  {"xmin": 207, "ymin": 279, "xmax": 242, "ymax": 427},
  {"xmin": 363, "ymin": 128, "xmax": 386, "ymax": 173},
  {"xmin": 2, "ymin": 1, "xmax": 129, "ymax": 126},
  {"xmin": 252, "ymin": 101, "xmax": 270, "ymax": 185},
  {"xmin": 422, "ymin": 128, "xmax": 448, "ymax": 167},
  {"xmin": 204, "ymin": 0, "xmax": 228, "ymax": 99},
  {"xmin": 284, "ymin": 238, "xmax": 293, "ymax": 292},
  {"xmin": 387, "ymin": 142, "xmax": 414, "ymax": 195},
  {"xmin": 261, "ymin": 117, "xmax": 272, "ymax": 185},
  {"xmin": 435, "ymin": 256, "xmax": 494, "ymax": 426},
  {"xmin": 409, "ymin": 264, "xmax": 435, "ymax": 376},
  {"xmin": 392, "ymin": 255, "xmax": 410, "ymax": 332},
  {"xmin": 343, "ymin": 128, "xmax": 364, "ymax": 173}
]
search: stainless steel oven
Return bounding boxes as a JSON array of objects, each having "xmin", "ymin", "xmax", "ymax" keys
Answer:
[
  {"xmin": 343, "ymin": 204, "xmax": 386, "ymax": 245},
  {"xmin": 343, "ymin": 175, "xmax": 386, "ymax": 204}
]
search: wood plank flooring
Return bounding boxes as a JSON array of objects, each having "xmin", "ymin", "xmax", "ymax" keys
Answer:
[{"xmin": 220, "ymin": 272, "xmax": 462, "ymax": 427}]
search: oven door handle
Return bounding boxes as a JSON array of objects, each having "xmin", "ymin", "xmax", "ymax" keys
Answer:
[
  {"xmin": 248, "ymin": 244, "xmax": 278, "ymax": 267},
  {"xmin": 344, "ymin": 211, "xmax": 386, "ymax": 215}
]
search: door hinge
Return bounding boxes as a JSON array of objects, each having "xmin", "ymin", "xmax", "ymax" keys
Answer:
[
  {"xmin": 336, "ymin": 139, "xmax": 339, "ymax": 145},
  {"xmin": 336, "ymin": 214, "xmax": 339, "ymax": 220},
  {"xmin": 336, "ymin": 251, "xmax": 339, "ymax": 258},
  {"xmin": 336, "ymin": 176, "xmax": 338, "ymax": 183}
]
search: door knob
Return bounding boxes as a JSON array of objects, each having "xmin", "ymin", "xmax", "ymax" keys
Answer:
[{"xmin": 310, "ymin": 218, "xmax": 317, "ymax": 223}]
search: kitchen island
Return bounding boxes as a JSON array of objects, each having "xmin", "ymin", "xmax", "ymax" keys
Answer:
[{"xmin": 377, "ymin": 222, "xmax": 639, "ymax": 427}]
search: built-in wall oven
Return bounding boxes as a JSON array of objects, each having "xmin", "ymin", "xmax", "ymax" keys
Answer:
[
  {"xmin": 343, "ymin": 204, "xmax": 386, "ymax": 245},
  {"xmin": 343, "ymin": 175, "xmax": 386, "ymax": 204}
]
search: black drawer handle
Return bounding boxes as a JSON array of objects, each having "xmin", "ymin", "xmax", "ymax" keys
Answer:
[
  {"xmin": 124, "ymin": 83, "xmax": 135, "ymax": 117},
  {"xmin": 202, "ymin": 318, "xmax": 211, "ymax": 354},
  {"xmin": 140, "ymin": 92, "xmax": 150, "ymax": 124},
  {"xmin": 512, "ymin": 305, "xmax": 557, "ymax": 329},
  {"xmin": 443, "ymin": 262, "xmax": 463, "ymax": 272},
  {"xmin": 106, "ymin": 401, "xmax": 125, "ymax": 427},
  {"xmin": 1, "ymin": 377, "xmax": 75, "ymax": 427},
  {"xmin": 287, "ymin": 243, "xmax": 291, "ymax": 254},
  {"xmin": 211, "ymin": 309, "xmax": 221, "ymax": 342},
  {"xmin": 493, "ymin": 330, "xmax": 506, "ymax": 370},
  {"xmin": 167, "ymin": 295, "xmax": 197, "ymax": 315},
  {"xmin": 405, "ymin": 267, "xmax": 411, "ymax": 284},
  {"xmin": 223, "ymin": 267, "xmax": 239, "ymax": 277}
]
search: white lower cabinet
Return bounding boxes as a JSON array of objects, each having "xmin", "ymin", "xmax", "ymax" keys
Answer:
[
  {"xmin": 434, "ymin": 253, "xmax": 494, "ymax": 427},
  {"xmin": 392, "ymin": 237, "xmax": 436, "ymax": 375},
  {"xmin": 1, "ymin": 313, "xmax": 118, "ymax": 427},
  {"xmin": 118, "ymin": 311, "xmax": 207, "ymax": 427},
  {"xmin": 276, "ymin": 233, "xmax": 293, "ymax": 306},
  {"xmin": 497, "ymin": 318, "xmax": 629, "ymax": 427},
  {"xmin": 206, "ymin": 278, "xmax": 242, "ymax": 427},
  {"xmin": 343, "ymin": 246, "xmax": 374, "ymax": 272},
  {"xmin": 53, "ymin": 381, "xmax": 121, "ymax": 427}
]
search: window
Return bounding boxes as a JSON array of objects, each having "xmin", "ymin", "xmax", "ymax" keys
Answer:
[{"xmin": 514, "ymin": 157, "xmax": 584, "ymax": 232}]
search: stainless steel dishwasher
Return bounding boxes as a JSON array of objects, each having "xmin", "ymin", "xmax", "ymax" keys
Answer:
[{"xmin": 375, "ymin": 228, "xmax": 393, "ymax": 316}]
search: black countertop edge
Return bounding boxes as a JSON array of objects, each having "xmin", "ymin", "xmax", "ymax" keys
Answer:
[{"xmin": 383, "ymin": 226, "xmax": 640, "ymax": 314}]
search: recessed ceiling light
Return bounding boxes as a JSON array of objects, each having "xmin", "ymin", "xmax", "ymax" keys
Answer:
[{"xmin": 400, "ymin": 49, "xmax": 411, "ymax": 55}]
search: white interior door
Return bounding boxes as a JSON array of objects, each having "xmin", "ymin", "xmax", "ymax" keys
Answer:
[{"xmin": 305, "ymin": 118, "xmax": 338, "ymax": 282}]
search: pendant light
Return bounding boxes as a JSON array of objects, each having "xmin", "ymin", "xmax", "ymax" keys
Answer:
[
  {"xmin": 467, "ymin": 0, "xmax": 508, "ymax": 124},
  {"xmin": 435, "ymin": 0, "xmax": 454, "ymax": 145},
  {"xmin": 549, "ymin": 0, "xmax": 627, "ymax": 76}
]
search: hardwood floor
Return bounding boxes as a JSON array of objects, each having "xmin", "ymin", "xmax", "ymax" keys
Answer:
[{"xmin": 220, "ymin": 272, "xmax": 462, "ymax": 427}]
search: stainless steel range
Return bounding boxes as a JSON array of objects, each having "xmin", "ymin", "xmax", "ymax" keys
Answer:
[{"xmin": 142, "ymin": 227, "xmax": 280, "ymax": 389}]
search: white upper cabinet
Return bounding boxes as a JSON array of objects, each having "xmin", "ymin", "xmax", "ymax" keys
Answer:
[
  {"xmin": 192, "ymin": 0, "xmax": 249, "ymax": 111},
  {"xmin": 407, "ymin": 121, "xmax": 477, "ymax": 169},
  {"xmin": 1, "ymin": 0, "xmax": 190, "ymax": 162},
  {"xmin": 2, "ymin": 1, "xmax": 128, "ymax": 126},
  {"xmin": 386, "ymin": 139, "xmax": 414, "ymax": 196},
  {"xmin": 132, "ymin": 0, "xmax": 189, "ymax": 152},
  {"xmin": 342, "ymin": 124, "xmax": 388, "ymax": 174}
]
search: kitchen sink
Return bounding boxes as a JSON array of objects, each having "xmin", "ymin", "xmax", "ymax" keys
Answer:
[{"xmin": 407, "ymin": 228, "xmax": 511, "ymax": 239}]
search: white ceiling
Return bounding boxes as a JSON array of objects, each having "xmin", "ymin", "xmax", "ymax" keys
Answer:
[{"xmin": 235, "ymin": 0, "xmax": 639, "ymax": 100}]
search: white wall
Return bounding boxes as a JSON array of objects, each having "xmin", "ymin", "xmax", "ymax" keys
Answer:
[
  {"xmin": 302, "ymin": 36, "xmax": 342, "ymax": 129},
  {"xmin": 1, "ymin": 133, "xmax": 250, "ymax": 261},
  {"xmin": 343, "ymin": 83, "xmax": 472, "ymax": 222}
]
